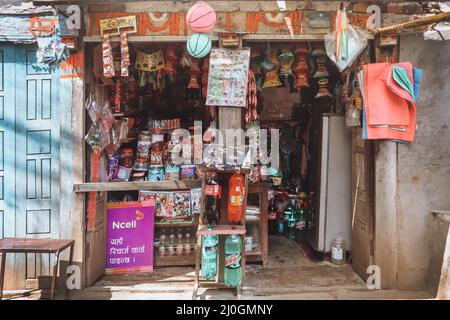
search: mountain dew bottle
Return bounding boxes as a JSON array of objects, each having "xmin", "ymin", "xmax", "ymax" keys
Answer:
[
  {"xmin": 201, "ymin": 234, "xmax": 218, "ymax": 280},
  {"xmin": 224, "ymin": 234, "xmax": 242, "ymax": 287}
]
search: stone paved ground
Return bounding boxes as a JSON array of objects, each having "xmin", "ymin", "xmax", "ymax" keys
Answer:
[{"xmin": 2, "ymin": 236, "xmax": 434, "ymax": 300}]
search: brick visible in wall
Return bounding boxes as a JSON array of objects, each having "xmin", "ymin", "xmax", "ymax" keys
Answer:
[
  {"xmin": 387, "ymin": 2, "xmax": 424, "ymax": 15},
  {"xmin": 352, "ymin": 3, "xmax": 387, "ymax": 14}
]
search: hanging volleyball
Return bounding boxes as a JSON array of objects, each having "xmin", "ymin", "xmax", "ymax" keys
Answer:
[
  {"xmin": 186, "ymin": 1, "xmax": 217, "ymax": 33},
  {"xmin": 187, "ymin": 33, "xmax": 212, "ymax": 58}
]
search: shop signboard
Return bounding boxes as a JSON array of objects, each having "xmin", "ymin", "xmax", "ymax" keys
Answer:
[
  {"xmin": 206, "ymin": 48, "xmax": 250, "ymax": 108},
  {"xmin": 106, "ymin": 200, "xmax": 155, "ymax": 274}
]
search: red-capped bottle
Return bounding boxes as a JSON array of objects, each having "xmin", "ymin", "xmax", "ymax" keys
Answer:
[{"xmin": 205, "ymin": 173, "xmax": 221, "ymax": 225}]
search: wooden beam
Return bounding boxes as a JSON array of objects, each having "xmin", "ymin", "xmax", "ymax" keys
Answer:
[
  {"xmin": 373, "ymin": 11, "xmax": 450, "ymax": 34},
  {"xmin": 83, "ymin": 35, "xmax": 219, "ymax": 43},
  {"xmin": 73, "ymin": 181, "xmax": 202, "ymax": 192},
  {"xmin": 83, "ymin": 34, "xmax": 352, "ymax": 43}
]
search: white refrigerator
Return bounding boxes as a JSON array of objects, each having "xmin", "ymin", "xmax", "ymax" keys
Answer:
[{"xmin": 307, "ymin": 114, "xmax": 353, "ymax": 252}]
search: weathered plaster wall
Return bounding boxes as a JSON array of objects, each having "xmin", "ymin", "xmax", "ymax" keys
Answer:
[
  {"xmin": 428, "ymin": 211, "xmax": 450, "ymax": 298},
  {"xmin": 396, "ymin": 34, "xmax": 450, "ymax": 290}
]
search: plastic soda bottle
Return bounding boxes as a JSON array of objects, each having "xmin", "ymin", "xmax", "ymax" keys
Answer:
[
  {"xmin": 295, "ymin": 206, "xmax": 307, "ymax": 243},
  {"xmin": 287, "ymin": 201, "xmax": 297, "ymax": 240},
  {"xmin": 224, "ymin": 234, "xmax": 242, "ymax": 287},
  {"xmin": 201, "ymin": 233, "xmax": 218, "ymax": 280},
  {"xmin": 227, "ymin": 173, "xmax": 246, "ymax": 223},
  {"xmin": 205, "ymin": 173, "xmax": 221, "ymax": 225}
]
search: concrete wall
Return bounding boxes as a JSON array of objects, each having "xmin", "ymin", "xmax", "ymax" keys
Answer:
[
  {"xmin": 395, "ymin": 34, "xmax": 450, "ymax": 290},
  {"xmin": 428, "ymin": 211, "xmax": 450, "ymax": 298}
]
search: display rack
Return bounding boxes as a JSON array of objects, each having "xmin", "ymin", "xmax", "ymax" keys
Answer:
[
  {"xmin": 74, "ymin": 181, "xmax": 202, "ymax": 267},
  {"xmin": 246, "ymin": 183, "xmax": 269, "ymax": 266},
  {"xmin": 192, "ymin": 167, "xmax": 249, "ymax": 299}
]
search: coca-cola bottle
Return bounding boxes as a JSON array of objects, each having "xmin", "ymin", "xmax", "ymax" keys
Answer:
[{"xmin": 205, "ymin": 173, "xmax": 221, "ymax": 225}]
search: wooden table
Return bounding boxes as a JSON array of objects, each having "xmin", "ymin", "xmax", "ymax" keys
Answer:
[{"xmin": 0, "ymin": 238, "xmax": 75, "ymax": 300}]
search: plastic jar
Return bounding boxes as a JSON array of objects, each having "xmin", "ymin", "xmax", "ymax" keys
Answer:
[
  {"xmin": 137, "ymin": 131, "xmax": 152, "ymax": 159},
  {"xmin": 119, "ymin": 148, "xmax": 134, "ymax": 168},
  {"xmin": 150, "ymin": 143, "xmax": 164, "ymax": 165},
  {"xmin": 331, "ymin": 236, "xmax": 347, "ymax": 265}
]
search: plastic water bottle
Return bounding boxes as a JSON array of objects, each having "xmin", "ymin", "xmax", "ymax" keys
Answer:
[
  {"xmin": 201, "ymin": 234, "xmax": 218, "ymax": 280},
  {"xmin": 224, "ymin": 234, "xmax": 242, "ymax": 287}
]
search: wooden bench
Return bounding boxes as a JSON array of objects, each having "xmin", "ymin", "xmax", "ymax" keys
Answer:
[{"xmin": 0, "ymin": 238, "xmax": 75, "ymax": 300}]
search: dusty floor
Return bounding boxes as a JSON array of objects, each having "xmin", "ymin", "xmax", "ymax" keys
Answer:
[{"xmin": 3, "ymin": 236, "xmax": 434, "ymax": 300}]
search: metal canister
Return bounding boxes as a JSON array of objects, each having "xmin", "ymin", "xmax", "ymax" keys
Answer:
[{"xmin": 148, "ymin": 165, "xmax": 164, "ymax": 181}]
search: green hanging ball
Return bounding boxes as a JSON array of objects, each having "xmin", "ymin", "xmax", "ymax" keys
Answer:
[{"xmin": 186, "ymin": 33, "xmax": 212, "ymax": 59}]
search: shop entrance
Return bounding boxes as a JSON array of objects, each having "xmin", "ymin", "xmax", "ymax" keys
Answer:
[
  {"xmin": 82, "ymin": 38, "xmax": 374, "ymax": 292},
  {"xmin": 242, "ymin": 40, "xmax": 374, "ymax": 282}
]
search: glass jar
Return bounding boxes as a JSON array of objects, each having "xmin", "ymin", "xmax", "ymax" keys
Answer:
[
  {"xmin": 133, "ymin": 158, "xmax": 149, "ymax": 171},
  {"xmin": 137, "ymin": 131, "xmax": 152, "ymax": 159},
  {"xmin": 150, "ymin": 143, "xmax": 164, "ymax": 165},
  {"xmin": 184, "ymin": 232, "xmax": 192, "ymax": 255},
  {"xmin": 331, "ymin": 236, "xmax": 347, "ymax": 265}
]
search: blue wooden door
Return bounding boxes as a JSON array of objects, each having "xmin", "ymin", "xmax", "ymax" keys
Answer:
[
  {"xmin": 0, "ymin": 44, "xmax": 63, "ymax": 289},
  {"xmin": 0, "ymin": 46, "xmax": 15, "ymax": 241}
]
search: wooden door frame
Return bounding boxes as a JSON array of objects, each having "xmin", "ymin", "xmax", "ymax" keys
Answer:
[{"xmin": 351, "ymin": 127, "xmax": 375, "ymax": 281}]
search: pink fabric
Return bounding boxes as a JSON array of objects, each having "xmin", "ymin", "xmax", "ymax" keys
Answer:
[
  {"xmin": 363, "ymin": 62, "xmax": 417, "ymax": 142},
  {"xmin": 365, "ymin": 63, "xmax": 410, "ymax": 126}
]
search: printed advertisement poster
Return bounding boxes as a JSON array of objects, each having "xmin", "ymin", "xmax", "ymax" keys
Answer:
[
  {"xmin": 206, "ymin": 48, "xmax": 251, "ymax": 107},
  {"xmin": 106, "ymin": 200, "xmax": 155, "ymax": 274}
]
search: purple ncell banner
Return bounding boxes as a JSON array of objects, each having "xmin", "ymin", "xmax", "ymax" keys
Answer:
[{"xmin": 106, "ymin": 200, "xmax": 155, "ymax": 274}]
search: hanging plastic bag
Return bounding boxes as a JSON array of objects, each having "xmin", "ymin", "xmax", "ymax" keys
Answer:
[
  {"xmin": 36, "ymin": 35, "xmax": 70, "ymax": 68},
  {"xmin": 104, "ymin": 120, "xmax": 122, "ymax": 158},
  {"xmin": 325, "ymin": 25, "xmax": 369, "ymax": 72},
  {"xmin": 101, "ymin": 102, "xmax": 115, "ymax": 130},
  {"xmin": 85, "ymin": 96, "xmax": 102, "ymax": 123},
  {"xmin": 85, "ymin": 124, "xmax": 110, "ymax": 154}
]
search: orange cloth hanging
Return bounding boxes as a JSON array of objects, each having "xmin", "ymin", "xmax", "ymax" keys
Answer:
[
  {"xmin": 363, "ymin": 62, "xmax": 418, "ymax": 142},
  {"xmin": 364, "ymin": 63, "xmax": 410, "ymax": 126}
]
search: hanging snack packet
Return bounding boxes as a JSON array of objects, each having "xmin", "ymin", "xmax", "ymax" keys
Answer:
[
  {"xmin": 102, "ymin": 34, "xmax": 114, "ymax": 78},
  {"xmin": 120, "ymin": 32, "xmax": 130, "ymax": 77},
  {"xmin": 85, "ymin": 96, "xmax": 101, "ymax": 123},
  {"xmin": 101, "ymin": 102, "xmax": 115, "ymax": 130},
  {"xmin": 104, "ymin": 121, "xmax": 122, "ymax": 158},
  {"xmin": 85, "ymin": 124, "xmax": 110, "ymax": 154}
]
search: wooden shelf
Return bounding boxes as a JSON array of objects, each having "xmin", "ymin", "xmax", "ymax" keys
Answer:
[
  {"xmin": 73, "ymin": 180, "xmax": 202, "ymax": 192},
  {"xmin": 155, "ymin": 221, "xmax": 197, "ymax": 228},
  {"xmin": 199, "ymin": 166, "xmax": 251, "ymax": 175},
  {"xmin": 197, "ymin": 225, "xmax": 246, "ymax": 236},
  {"xmin": 154, "ymin": 253, "xmax": 196, "ymax": 267},
  {"xmin": 246, "ymin": 251, "xmax": 262, "ymax": 256}
]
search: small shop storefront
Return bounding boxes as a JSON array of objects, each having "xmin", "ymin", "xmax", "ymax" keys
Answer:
[
  {"xmin": 5, "ymin": 0, "xmax": 446, "ymax": 296},
  {"xmin": 73, "ymin": 1, "xmax": 379, "ymax": 292}
]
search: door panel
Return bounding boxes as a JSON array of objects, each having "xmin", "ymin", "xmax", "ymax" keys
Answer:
[
  {"xmin": 0, "ymin": 44, "xmax": 62, "ymax": 289},
  {"xmin": 351, "ymin": 128, "xmax": 375, "ymax": 280},
  {"xmin": 15, "ymin": 46, "xmax": 60, "ymax": 285},
  {"xmin": 0, "ymin": 46, "xmax": 16, "ymax": 288}
]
